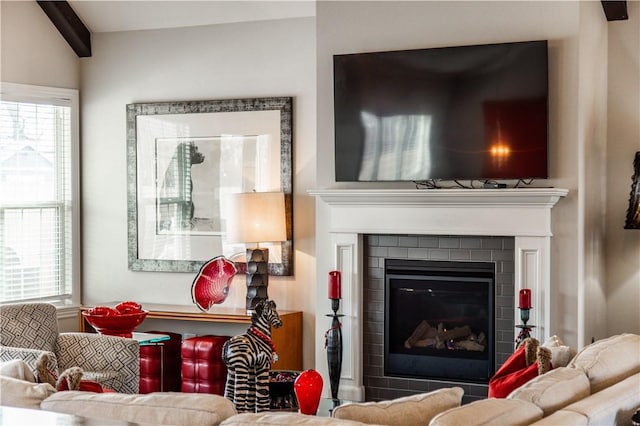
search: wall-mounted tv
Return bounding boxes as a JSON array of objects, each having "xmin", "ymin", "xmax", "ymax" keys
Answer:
[{"xmin": 334, "ymin": 40, "xmax": 549, "ymax": 182}]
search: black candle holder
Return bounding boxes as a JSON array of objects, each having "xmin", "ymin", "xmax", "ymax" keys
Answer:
[
  {"xmin": 515, "ymin": 307, "xmax": 536, "ymax": 348},
  {"xmin": 325, "ymin": 298, "xmax": 343, "ymax": 402}
]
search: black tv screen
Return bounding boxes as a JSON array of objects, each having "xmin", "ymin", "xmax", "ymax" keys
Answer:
[{"xmin": 334, "ymin": 40, "xmax": 549, "ymax": 182}]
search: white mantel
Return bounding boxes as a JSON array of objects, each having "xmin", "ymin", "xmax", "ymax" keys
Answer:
[{"xmin": 310, "ymin": 188, "xmax": 568, "ymax": 401}]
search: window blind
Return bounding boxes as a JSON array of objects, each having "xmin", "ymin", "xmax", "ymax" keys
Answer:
[{"xmin": 0, "ymin": 85, "xmax": 77, "ymax": 304}]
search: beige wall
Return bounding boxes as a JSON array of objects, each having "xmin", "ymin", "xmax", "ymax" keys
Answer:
[
  {"xmin": 0, "ymin": 0, "xmax": 79, "ymax": 88},
  {"xmin": 577, "ymin": 1, "xmax": 609, "ymax": 343},
  {"xmin": 606, "ymin": 2, "xmax": 640, "ymax": 336},
  {"xmin": 80, "ymin": 18, "xmax": 317, "ymax": 367}
]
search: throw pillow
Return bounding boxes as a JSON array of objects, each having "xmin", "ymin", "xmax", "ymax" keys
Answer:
[
  {"xmin": 331, "ymin": 387, "xmax": 464, "ymax": 425},
  {"xmin": 35, "ymin": 353, "xmax": 107, "ymax": 393},
  {"xmin": 541, "ymin": 335, "xmax": 575, "ymax": 368},
  {"xmin": 488, "ymin": 338, "xmax": 553, "ymax": 398}
]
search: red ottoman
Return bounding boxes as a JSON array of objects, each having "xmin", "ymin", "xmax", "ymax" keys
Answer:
[
  {"xmin": 181, "ymin": 335, "xmax": 230, "ymax": 395},
  {"xmin": 139, "ymin": 331, "xmax": 183, "ymax": 394}
]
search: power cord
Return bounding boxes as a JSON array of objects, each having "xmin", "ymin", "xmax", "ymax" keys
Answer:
[{"xmin": 413, "ymin": 179, "xmax": 538, "ymax": 189}]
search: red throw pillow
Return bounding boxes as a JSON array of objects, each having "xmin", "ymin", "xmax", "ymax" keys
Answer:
[
  {"xmin": 57, "ymin": 379, "xmax": 106, "ymax": 393},
  {"xmin": 488, "ymin": 345, "xmax": 539, "ymax": 398}
]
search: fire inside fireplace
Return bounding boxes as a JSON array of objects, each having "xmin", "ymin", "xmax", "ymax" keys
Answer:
[{"xmin": 384, "ymin": 259, "xmax": 495, "ymax": 383}]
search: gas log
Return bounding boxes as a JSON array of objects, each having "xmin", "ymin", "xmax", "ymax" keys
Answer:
[{"xmin": 404, "ymin": 320, "xmax": 486, "ymax": 352}]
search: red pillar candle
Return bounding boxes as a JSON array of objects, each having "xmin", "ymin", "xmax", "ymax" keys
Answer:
[
  {"xmin": 519, "ymin": 289, "xmax": 532, "ymax": 309},
  {"xmin": 328, "ymin": 271, "xmax": 341, "ymax": 299}
]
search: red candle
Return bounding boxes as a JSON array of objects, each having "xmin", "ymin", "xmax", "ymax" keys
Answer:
[
  {"xmin": 328, "ymin": 271, "xmax": 341, "ymax": 299},
  {"xmin": 519, "ymin": 289, "xmax": 532, "ymax": 309}
]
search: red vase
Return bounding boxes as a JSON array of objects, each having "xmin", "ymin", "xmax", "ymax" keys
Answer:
[{"xmin": 294, "ymin": 369, "xmax": 323, "ymax": 415}]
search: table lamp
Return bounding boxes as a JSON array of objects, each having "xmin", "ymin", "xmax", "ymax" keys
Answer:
[{"xmin": 227, "ymin": 191, "xmax": 287, "ymax": 314}]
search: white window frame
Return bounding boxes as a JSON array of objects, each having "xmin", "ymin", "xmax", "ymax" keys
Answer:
[{"xmin": 0, "ymin": 82, "xmax": 80, "ymax": 308}]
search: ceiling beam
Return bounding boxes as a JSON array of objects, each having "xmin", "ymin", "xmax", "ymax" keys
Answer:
[
  {"xmin": 601, "ymin": 1, "xmax": 628, "ymax": 21},
  {"xmin": 37, "ymin": 1, "xmax": 91, "ymax": 57}
]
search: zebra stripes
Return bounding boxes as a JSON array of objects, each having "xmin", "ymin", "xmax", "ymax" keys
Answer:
[{"xmin": 222, "ymin": 299, "xmax": 282, "ymax": 413}]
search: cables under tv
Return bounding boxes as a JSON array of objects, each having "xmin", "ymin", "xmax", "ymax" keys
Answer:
[{"xmin": 414, "ymin": 179, "xmax": 537, "ymax": 190}]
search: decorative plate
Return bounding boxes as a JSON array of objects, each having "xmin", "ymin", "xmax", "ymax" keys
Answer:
[{"xmin": 191, "ymin": 256, "xmax": 237, "ymax": 311}]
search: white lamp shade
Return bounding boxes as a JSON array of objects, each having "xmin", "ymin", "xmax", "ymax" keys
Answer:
[{"xmin": 226, "ymin": 192, "xmax": 287, "ymax": 244}]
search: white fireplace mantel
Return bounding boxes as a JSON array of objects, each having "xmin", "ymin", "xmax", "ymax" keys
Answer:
[{"xmin": 310, "ymin": 188, "xmax": 568, "ymax": 401}]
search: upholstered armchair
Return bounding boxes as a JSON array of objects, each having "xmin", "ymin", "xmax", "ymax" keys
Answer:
[{"xmin": 0, "ymin": 303, "xmax": 140, "ymax": 393}]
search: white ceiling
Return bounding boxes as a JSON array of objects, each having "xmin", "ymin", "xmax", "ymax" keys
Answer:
[{"xmin": 67, "ymin": 1, "xmax": 316, "ymax": 33}]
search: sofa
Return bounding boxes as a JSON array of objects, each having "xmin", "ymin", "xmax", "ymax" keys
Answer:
[{"xmin": 1, "ymin": 333, "xmax": 639, "ymax": 425}]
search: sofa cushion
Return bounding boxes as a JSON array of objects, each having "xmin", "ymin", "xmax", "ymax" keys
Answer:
[
  {"xmin": 0, "ymin": 359, "xmax": 36, "ymax": 382},
  {"xmin": 332, "ymin": 387, "xmax": 463, "ymax": 425},
  {"xmin": 429, "ymin": 398, "xmax": 544, "ymax": 426},
  {"xmin": 220, "ymin": 412, "xmax": 372, "ymax": 425},
  {"xmin": 568, "ymin": 333, "xmax": 640, "ymax": 393},
  {"xmin": 0, "ymin": 375, "xmax": 56, "ymax": 410},
  {"xmin": 41, "ymin": 391, "xmax": 237, "ymax": 426},
  {"xmin": 507, "ymin": 366, "xmax": 590, "ymax": 416},
  {"xmin": 551, "ymin": 373, "xmax": 640, "ymax": 426},
  {"xmin": 529, "ymin": 409, "xmax": 589, "ymax": 425}
]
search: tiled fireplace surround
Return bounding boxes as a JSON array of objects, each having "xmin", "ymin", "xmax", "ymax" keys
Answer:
[
  {"xmin": 363, "ymin": 234, "xmax": 515, "ymax": 403},
  {"xmin": 311, "ymin": 188, "xmax": 568, "ymax": 402}
]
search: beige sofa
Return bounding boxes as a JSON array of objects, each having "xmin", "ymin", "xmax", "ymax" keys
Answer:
[
  {"xmin": 2, "ymin": 333, "xmax": 639, "ymax": 425},
  {"xmin": 429, "ymin": 333, "xmax": 640, "ymax": 426}
]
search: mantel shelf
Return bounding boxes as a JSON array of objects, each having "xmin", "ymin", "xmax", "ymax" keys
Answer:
[{"xmin": 308, "ymin": 188, "xmax": 569, "ymax": 208}]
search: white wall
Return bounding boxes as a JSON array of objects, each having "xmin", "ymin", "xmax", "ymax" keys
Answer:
[
  {"xmin": 315, "ymin": 1, "xmax": 632, "ymax": 349},
  {"xmin": 3, "ymin": 0, "xmax": 639, "ymax": 369},
  {"xmin": 80, "ymin": 18, "xmax": 317, "ymax": 367},
  {"xmin": 0, "ymin": 0, "xmax": 79, "ymax": 88},
  {"xmin": 606, "ymin": 2, "xmax": 640, "ymax": 336},
  {"xmin": 1, "ymin": 1, "xmax": 80, "ymax": 332}
]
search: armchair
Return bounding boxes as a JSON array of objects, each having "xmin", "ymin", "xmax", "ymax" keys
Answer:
[{"xmin": 0, "ymin": 303, "xmax": 140, "ymax": 393}]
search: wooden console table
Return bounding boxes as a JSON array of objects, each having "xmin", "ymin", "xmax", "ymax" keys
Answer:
[{"xmin": 79, "ymin": 302, "xmax": 303, "ymax": 371}]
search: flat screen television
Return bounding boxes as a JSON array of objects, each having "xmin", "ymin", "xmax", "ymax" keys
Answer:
[{"xmin": 334, "ymin": 40, "xmax": 549, "ymax": 182}]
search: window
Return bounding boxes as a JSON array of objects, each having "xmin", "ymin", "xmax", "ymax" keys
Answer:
[{"xmin": 0, "ymin": 83, "xmax": 79, "ymax": 305}]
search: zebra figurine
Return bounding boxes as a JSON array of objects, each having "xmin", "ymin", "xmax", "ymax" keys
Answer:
[{"xmin": 222, "ymin": 299, "xmax": 283, "ymax": 412}]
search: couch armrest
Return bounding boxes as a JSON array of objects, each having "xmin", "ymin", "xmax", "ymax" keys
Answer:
[
  {"xmin": 41, "ymin": 391, "xmax": 237, "ymax": 426},
  {"xmin": 0, "ymin": 376, "xmax": 56, "ymax": 410},
  {"xmin": 0, "ymin": 346, "xmax": 57, "ymax": 374},
  {"xmin": 57, "ymin": 333, "xmax": 140, "ymax": 394}
]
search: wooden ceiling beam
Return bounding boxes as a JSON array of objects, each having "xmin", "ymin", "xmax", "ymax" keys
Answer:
[
  {"xmin": 601, "ymin": 1, "xmax": 628, "ymax": 21},
  {"xmin": 37, "ymin": 1, "xmax": 91, "ymax": 57}
]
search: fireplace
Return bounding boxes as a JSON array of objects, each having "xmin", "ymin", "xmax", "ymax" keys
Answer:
[
  {"xmin": 310, "ymin": 188, "xmax": 568, "ymax": 402},
  {"xmin": 384, "ymin": 259, "xmax": 495, "ymax": 383}
]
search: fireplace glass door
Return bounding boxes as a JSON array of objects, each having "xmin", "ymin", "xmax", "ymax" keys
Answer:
[{"xmin": 384, "ymin": 259, "xmax": 495, "ymax": 383}]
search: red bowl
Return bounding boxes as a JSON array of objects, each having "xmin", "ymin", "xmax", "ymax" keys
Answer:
[{"xmin": 82, "ymin": 310, "xmax": 148, "ymax": 338}]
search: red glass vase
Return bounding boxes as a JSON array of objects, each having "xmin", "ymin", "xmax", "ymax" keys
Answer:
[{"xmin": 294, "ymin": 369, "xmax": 323, "ymax": 415}]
